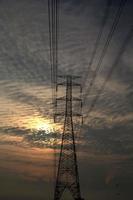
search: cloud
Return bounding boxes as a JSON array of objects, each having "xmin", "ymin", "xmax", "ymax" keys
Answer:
[
  {"xmin": 0, "ymin": 125, "xmax": 61, "ymax": 150},
  {"xmin": 80, "ymin": 124, "xmax": 133, "ymax": 155},
  {"xmin": 0, "ymin": 139, "xmax": 55, "ymax": 182},
  {"xmin": 0, "ymin": 0, "xmax": 132, "ymax": 126},
  {"xmin": 0, "ymin": 1, "xmax": 133, "ymax": 199}
]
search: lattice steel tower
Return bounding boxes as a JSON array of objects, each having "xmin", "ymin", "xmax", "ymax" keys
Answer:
[{"xmin": 54, "ymin": 75, "xmax": 84, "ymax": 200}]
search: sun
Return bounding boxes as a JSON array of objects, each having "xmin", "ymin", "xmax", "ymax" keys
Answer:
[
  {"xmin": 23, "ymin": 116, "xmax": 62, "ymax": 133},
  {"xmin": 35, "ymin": 119, "xmax": 53, "ymax": 133}
]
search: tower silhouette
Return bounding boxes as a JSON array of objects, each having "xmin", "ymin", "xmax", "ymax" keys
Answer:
[{"xmin": 54, "ymin": 75, "xmax": 84, "ymax": 200}]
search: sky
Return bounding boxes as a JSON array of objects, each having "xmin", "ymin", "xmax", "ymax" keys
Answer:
[{"xmin": 0, "ymin": 0, "xmax": 133, "ymax": 199}]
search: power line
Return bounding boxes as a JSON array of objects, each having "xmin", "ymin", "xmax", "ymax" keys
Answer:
[
  {"xmin": 47, "ymin": 0, "xmax": 60, "ymax": 194},
  {"xmin": 83, "ymin": 0, "xmax": 112, "ymax": 88},
  {"xmin": 48, "ymin": 0, "xmax": 59, "ymax": 111},
  {"xmin": 84, "ymin": 26, "xmax": 133, "ymax": 120},
  {"xmin": 83, "ymin": 0, "xmax": 128, "ymax": 106}
]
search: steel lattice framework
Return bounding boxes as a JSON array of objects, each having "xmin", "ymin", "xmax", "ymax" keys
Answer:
[{"xmin": 54, "ymin": 75, "xmax": 84, "ymax": 200}]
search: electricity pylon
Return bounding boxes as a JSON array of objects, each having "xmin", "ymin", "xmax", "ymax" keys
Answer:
[{"xmin": 54, "ymin": 75, "xmax": 84, "ymax": 200}]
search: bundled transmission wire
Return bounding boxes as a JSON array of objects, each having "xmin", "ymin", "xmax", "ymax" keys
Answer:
[
  {"xmin": 86, "ymin": 26, "xmax": 133, "ymax": 115},
  {"xmin": 47, "ymin": 0, "xmax": 60, "ymax": 191},
  {"xmin": 48, "ymin": 0, "xmax": 59, "ymax": 107},
  {"xmin": 83, "ymin": 0, "xmax": 112, "ymax": 88},
  {"xmin": 83, "ymin": 0, "xmax": 128, "ymax": 105}
]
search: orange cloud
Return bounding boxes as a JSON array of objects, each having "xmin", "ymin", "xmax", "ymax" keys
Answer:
[{"xmin": 0, "ymin": 144, "xmax": 56, "ymax": 182}]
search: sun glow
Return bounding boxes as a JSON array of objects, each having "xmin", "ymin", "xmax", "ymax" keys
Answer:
[{"xmin": 24, "ymin": 116, "xmax": 62, "ymax": 133}]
